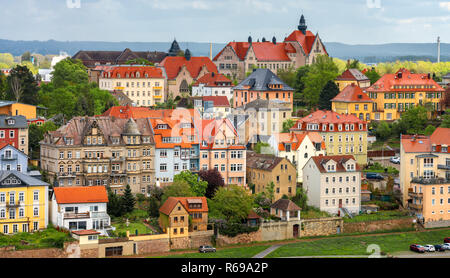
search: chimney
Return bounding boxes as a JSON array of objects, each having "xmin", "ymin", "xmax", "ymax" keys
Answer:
[{"xmin": 428, "ymin": 73, "xmax": 431, "ymax": 79}]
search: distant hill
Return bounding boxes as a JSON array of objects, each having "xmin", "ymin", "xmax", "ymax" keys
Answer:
[{"xmin": 0, "ymin": 39, "xmax": 448, "ymax": 63}]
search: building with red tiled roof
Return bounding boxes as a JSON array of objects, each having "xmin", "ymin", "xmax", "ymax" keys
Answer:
[
  {"xmin": 160, "ymin": 54, "xmax": 218, "ymax": 99},
  {"xmin": 213, "ymin": 15, "xmax": 328, "ymax": 80},
  {"xmin": 99, "ymin": 66, "xmax": 166, "ymax": 107},
  {"xmin": 192, "ymin": 72, "xmax": 233, "ymax": 102},
  {"xmin": 192, "ymin": 96, "xmax": 231, "ymax": 119},
  {"xmin": 335, "ymin": 69, "xmax": 371, "ymax": 91},
  {"xmin": 303, "ymin": 155, "xmax": 362, "ymax": 216},
  {"xmin": 331, "ymin": 84, "xmax": 374, "ymax": 122},
  {"xmin": 159, "ymin": 196, "xmax": 209, "ymax": 234},
  {"xmin": 291, "ymin": 110, "xmax": 369, "ymax": 165},
  {"xmin": 400, "ymin": 127, "xmax": 450, "ymax": 207},
  {"xmin": 366, "ymin": 68, "xmax": 446, "ymax": 121},
  {"xmin": 50, "ymin": 186, "xmax": 111, "ymax": 235}
]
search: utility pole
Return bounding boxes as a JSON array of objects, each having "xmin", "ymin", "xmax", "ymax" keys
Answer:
[{"xmin": 437, "ymin": 36, "xmax": 441, "ymax": 63}]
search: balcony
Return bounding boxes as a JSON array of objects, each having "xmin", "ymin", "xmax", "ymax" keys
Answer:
[
  {"xmin": 437, "ymin": 164, "xmax": 450, "ymax": 170},
  {"xmin": 1, "ymin": 154, "xmax": 17, "ymax": 161},
  {"xmin": 411, "ymin": 177, "xmax": 450, "ymax": 185},
  {"xmin": 6, "ymin": 201, "xmax": 20, "ymax": 208},
  {"xmin": 409, "ymin": 203, "xmax": 423, "ymax": 210},
  {"xmin": 408, "ymin": 188, "xmax": 423, "ymax": 199},
  {"xmin": 153, "ymin": 95, "xmax": 162, "ymax": 99},
  {"xmin": 110, "ymin": 170, "xmax": 127, "ymax": 177},
  {"xmin": 58, "ymin": 172, "xmax": 76, "ymax": 178},
  {"xmin": 64, "ymin": 212, "xmax": 90, "ymax": 219}
]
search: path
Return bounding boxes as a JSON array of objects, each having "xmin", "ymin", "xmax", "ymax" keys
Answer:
[{"xmin": 252, "ymin": 244, "xmax": 283, "ymax": 258}]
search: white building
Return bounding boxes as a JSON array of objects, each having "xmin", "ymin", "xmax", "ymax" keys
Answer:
[
  {"xmin": 269, "ymin": 132, "xmax": 326, "ymax": 183},
  {"xmin": 50, "ymin": 186, "xmax": 111, "ymax": 235},
  {"xmin": 192, "ymin": 72, "xmax": 233, "ymax": 102},
  {"xmin": 302, "ymin": 155, "xmax": 361, "ymax": 216}
]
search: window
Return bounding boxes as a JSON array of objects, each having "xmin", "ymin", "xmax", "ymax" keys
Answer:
[{"xmin": 33, "ymin": 207, "xmax": 39, "ymax": 217}]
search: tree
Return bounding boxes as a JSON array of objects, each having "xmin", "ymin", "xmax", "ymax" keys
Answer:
[
  {"xmin": 375, "ymin": 121, "xmax": 392, "ymax": 140},
  {"xmin": 209, "ymin": 185, "xmax": 254, "ymax": 223},
  {"xmin": 365, "ymin": 68, "xmax": 381, "ymax": 85},
  {"xmin": 161, "ymin": 180, "xmax": 195, "ymax": 204},
  {"xmin": 282, "ymin": 119, "xmax": 295, "ymax": 133},
  {"xmin": 277, "ymin": 66, "xmax": 297, "ymax": 88},
  {"xmin": 173, "ymin": 171, "xmax": 208, "ymax": 197},
  {"xmin": 121, "ymin": 184, "xmax": 136, "ymax": 213},
  {"xmin": 28, "ymin": 121, "xmax": 58, "ymax": 159},
  {"xmin": 441, "ymin": 109, "xmax": 450, "ymax": 128},
  {"xmin": 148, "ymin": 195, "xmax": 160, "ymax": 218},
  {"xmin": 301, "ymin": 55, "xmax": 339, "ymax": 108},
  {"xmin": 21, "ymin": 51, "xmax": 31, "ymax": 62},
  {"xmin": 318, "ymin": 80, "xmax": 340, "ymax": 110},
  {"xmin": 265, "ymin": 182, "xmax": 275, "ymax": 201},
  {"xmin": 198, "ymin": 169, "xmax": 225, "ymax": 199},
  {"xmin": 107, "ymin": 188, "xmax": 124, "ymax": 217},
  {"xmin": 125, "ymin": 58, "xmax": 154, "ymax": 66},
  {"xmin": 6, "ymin": 65, "xmax": 39, "ymax": 105},
  {"xmin": 293, "ymin": 65, "xmax": 310, "ymax": 103},
  {"xmin": 51, "ymin": 58, "xmax": 88, "ymax": 87},
  {"xmin": 0, "ymin": 71, "xmax": 6, "ymax": 99},
  {"xmin": 386, "ymin": 176, "xmax": 394, "ymax": 193},
  {"xmin": 290, "ymin": 187, "xmax": 308, "ymax": 210},
  {"xmin": 424, "ymin": 125, "xmax": 436, "ymax": 136},
  {"xmin": 399, "ymin": 106, "xmax": 428, "ymax": 134},
  {"xmin": 346, "ymin": 59, "xmax": 360, "ymax": 70}
]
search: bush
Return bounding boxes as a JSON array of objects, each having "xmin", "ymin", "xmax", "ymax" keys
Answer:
[{"xmin": 216, "ymin": 223, "xmax": 259, "ymax": 238}]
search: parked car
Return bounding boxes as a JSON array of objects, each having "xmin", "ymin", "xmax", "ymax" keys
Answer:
[
  {"xmin": 442, "ymin": 243, "xmax": 450, "ymax": 250},
  {"xmin": 390, "ymin": 157, "xmax": 400, "ymax": 164},
  {"xmin": 366, "ymin": 172, "xmax": 384, "ymax": 180},
  {"xmin": 434, "ymin": 245, "xmax": 446, "ymax": 252},
  {"xmin": 199, "ymin": 245, "xmax": 216, "ymax": 253},
  {"xmin": 444, "ymin": 237, "xmax": 450, "ymax": 243},
  {"xmin": 410, "ymin": 244, "xmax": 425, "ymax": 253},
  {"xmin": 424, "ymin": 245, "xmax": 435, "ymax": 252}
]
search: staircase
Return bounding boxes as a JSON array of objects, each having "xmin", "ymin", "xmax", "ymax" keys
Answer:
[{"xmin": 339, "ymin": 207, "xmax": 353, "ymax": 218}]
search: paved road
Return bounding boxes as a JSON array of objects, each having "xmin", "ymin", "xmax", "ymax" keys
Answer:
[
  {"xmin": 393, "ymin": 251, "xmax": 450, "ymax": 258},
  {"xmin": 252, "ymin": 245, "xmax": 283, "ymax": 258}
]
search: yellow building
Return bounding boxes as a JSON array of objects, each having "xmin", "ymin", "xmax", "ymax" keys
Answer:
[
  {"xmin": 400, "ymin": 128, "xmax": 450, "ymax": 227},
  {"xmin": 331, "ymin": 84, "xmax": 374, "ymax": 122},
  {"xmin": 0, "ymin": 171, "xmax": 49, "ymax": 234},
  {"xmin": 366, "ymin": 68, "xmax": 445, "ymax": 121},
  {"xmin": 291, "ymin": 110, "xmax": 369, "ymax": 166},
  {"xmin": 0, "ymin": 101, "xmax": 39, "ymax": 120},
  {"xmin": 335, "ymin": 69, "xmax": 371, "ymax": 91}
]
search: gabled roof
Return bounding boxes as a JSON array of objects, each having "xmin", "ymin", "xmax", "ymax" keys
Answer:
[
  {"xmin": 159, "ymin": 196, "xmax": 208, "ymax": 215},
  {"xmin": 332, "ymin": 84, "xmax": 373, "ymax": 103},
  {"xmin": 246, "ymin": 151, "xmax": 293, "ymax": 171},
  {"xmin": 0, "ymin": 171, "xmax": 49, "ymax": 187},
  {"xmin": 284, "ymin": 30, "xmax": 327, "ymax": 56},
  {"xmin": 72, "ymin": 49, "xmax": 167, "ymax": 67},
  {"xmin": 295, "ymin": 110, "xmax": 366, "ymax": 126},
  {"xmin": 160, "ymin": 56, "xmax": 217, "ymax": 80},
  {"xmin": 101, "ymin": 66, "xmax": 164, "ymax": 79},
  {"xmin": 276, "ymin": 132, "xmax": 325, "ymax": 152},
  {"xmin": 213, "ymin": 42, "xmax": 296, "ymax": 62},
  {"xmin": 367, "ymin": 68, "xmax": 445, "ymax": 93},
  {"xmin": 0, "ymin": 115, "xmax": 28, "ymax": 129},
  {"xmin": 53, "ymin": 186, "xmax": 108, "ymax": 204},
  {"xmin": 202, "ymin": 96, "xmax": 230, "ymax": 107},
  {"xmin": 270, "ymin": 199, "xmax": 301, "ymax": 211},
  {"xmin": 430, "ymin": 127, "xmax": 450, "ymax": 146},
  {"xmin": 193, "ymin": 72, "xmax": 232, "ymax": 87},
  {"xmin": 233, "ymin": 69, "xmax": 294, "ymax": 91},
  {"xmin": 309, "ymin": 155, "xmax": 360, "ymax": 173},
  {"xmin": 336, "ymin": 69, "xmax": 369, "ymax": 82}
]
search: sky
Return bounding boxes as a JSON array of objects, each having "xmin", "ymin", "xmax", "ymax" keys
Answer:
[{"xmin": 0, "ymin": 0, "xmax": 449, "ymax": 44}]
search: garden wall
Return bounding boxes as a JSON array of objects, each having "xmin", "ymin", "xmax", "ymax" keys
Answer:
[
  {"xmin": 189, "ymin": 230, "xmax": 213, "ymax": 248},
  {"xmin": 300, "ymin": 217, "xmax": 344, "ymax": 237},
  {"xmin": 0, "ymin": 242, "xmax": 80, "ymax": 258},
  {"xmin": 343, "ymin": 217, "xmax": 415, "ymax": 234},
  {"xmin": 216, "ymin": 230, "xmax": 262, "ymax": 247},
  {"xmin": 261, "ymin": 220, "xmax": 301, "ymax": 241},
  {"xmin": 424, "ymin": 220, "xmax": 450, "ymax": 229}
]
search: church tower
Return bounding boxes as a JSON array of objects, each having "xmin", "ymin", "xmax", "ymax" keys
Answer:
[
  {"xmin": 298, "ymin": 14, "xmax": 307, "ymax": 35},
  {"xmin": 168, "ymin": 39, "xmax": 181, "ymax": 56}
]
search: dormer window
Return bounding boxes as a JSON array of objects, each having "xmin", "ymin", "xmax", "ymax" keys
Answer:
[
  {"xmin": 338, "ymin": 124, "xmax": 342, "ymax": 131},
  {"xmin": 329, "ymin": 124, "xmax": 334, "ymax": 131},
  {"xmin": 322, "ymin": 124, "xmax": 327, "ymax": 131},
  {"xmin": 359, "ymin": 124, "xmax": 363, "ymax": 130},
  {"xmin": 136, "ymin": 72, "xmax": 140, "ymax": 78},
  {"xmin": 7, "ymin": 119, "xmax": 14, "ymax": 125},
  {"xmin": 117, "ymin": 74, "xmax": 121, "ymax": 78}
]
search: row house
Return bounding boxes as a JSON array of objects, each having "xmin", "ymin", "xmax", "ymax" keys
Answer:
[
  {"xmin": 400, "ymin": 128, "xmax": 450, "ymax": 226},
  {"xmin": 246, "ymin": 151, "xmax": 297, "ymax": 201},
  {"xmin": 192, "ymin": 72, "xmax": 234, "ymax": 102},
  {"xmin": 0, "ymin": 115, "xmax": 28, "ymax": 155},
  {"xmin": 233, "ymin": 68, "xmax": 294, "ymax": 109},
  {"xmin": 198, "ymin": 118, "xmax": 247, "ymax": 186},
  {"xmin": 99, "ymin": 66, "xmax": 166, "ymax": 107},
  {"xmin": 0, "ymin": 171, "xmax": 49, "ymax": 234},
  {"xmin": 213, "ymin": 15, "xmax": 328, "ymax": 81},
  {"xmin": 366, "ymin": 68, "xmax": 445, "ymax": 121},
  {"xmin": 269, "ymin": 132, "xmax": 326, "ymax": 183},
  {"xmin": 40, "ymin": 117, "xmax": 155, "ymax": 195},
  {"xmin": 303, "ymin": 155, "xmax": 361, "ymax": 216},
  {"xmin": 291, "ymin": 110, "xmax": 369, "ymax": 166},
  {"xmin": 50, "ymin": 186, "xmax": 111, "ymax": 235}
]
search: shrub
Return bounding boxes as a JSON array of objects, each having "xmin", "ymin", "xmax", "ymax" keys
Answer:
[{"xmin": 216, "ymin": 223, "xmax": 259, "ymax": 238}]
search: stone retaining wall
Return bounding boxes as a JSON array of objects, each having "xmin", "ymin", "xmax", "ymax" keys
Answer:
[
  {"xmin": 216, "ymin": 230, "xmax": 262, "ymax": 247},
  {"xmin": 424, "ymin": 220, "xmax": 450, "ymax": 229},
  {"xmin": 343, "ymin": 217, "xmax": 415, "ymax": 233},
  {"xmin": 300, "ymin": 217, "xmax": 344, "ymax": 237}
]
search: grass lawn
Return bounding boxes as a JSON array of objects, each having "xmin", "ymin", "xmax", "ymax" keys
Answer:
[
  {"xmin": 343, "ymin": 210, "xmax": 411, "ymax": 223},
  {"xmin": 266, "ymin": 229, "xmax": 450, "ymax": 258},
  {"xmin": 0, "ymin": 227, "xmax": 75, "ymax": 250},
  {"xmin": 301, "ymin": 209, "xmax": 331, "ymax": 219},
  {"xmin": 154, "ymin": 245, "xmax": 269, "ymax": 258},
  {"xmin": 112, "ymin": 221, "xmax": 153, "ymax": 235}
]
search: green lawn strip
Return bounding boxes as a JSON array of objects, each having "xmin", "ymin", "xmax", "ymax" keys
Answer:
[
  {"xmin": 266, "ymin": 229, "xmax": 450, "ymax": 258},
  {"xmin": 0, "ymin": 227, "xmax": 74, "ymax": 250},
  {"xmin": 113, "ymin": 222, "xmax": 153, "ymax": 235},
  {"xmin": 155, "ymin": 245, "xmax": 269, "ymax": 258},
  {"xmin": 343, "ymin": 211, "xmax": 411, "ymax": 223}
]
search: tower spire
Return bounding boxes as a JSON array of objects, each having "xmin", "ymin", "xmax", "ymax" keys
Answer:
[{"xmin": 298, "ymin": 14, "xmax": 307, "ymax": 35}]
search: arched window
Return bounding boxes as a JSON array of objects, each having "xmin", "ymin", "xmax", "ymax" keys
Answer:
[{"xmin": 180, "ymin": 80, "xmax": 189, "ymax": 93}]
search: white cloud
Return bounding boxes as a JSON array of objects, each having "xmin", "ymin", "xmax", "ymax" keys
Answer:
[{"xmin": 439, "ymin": 2, "xmax": 450, "ymax": 11}]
